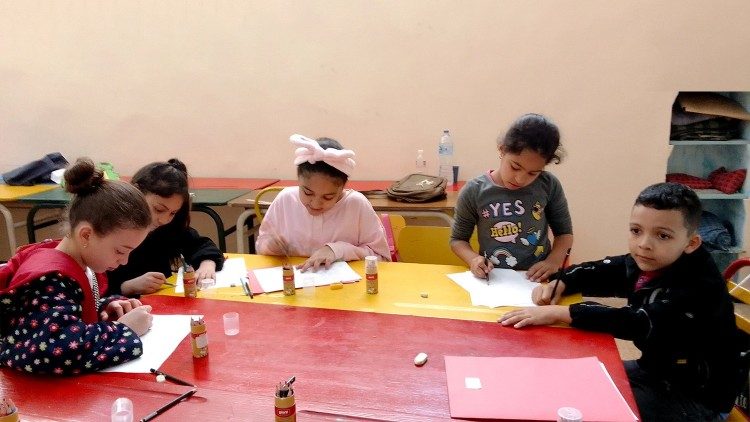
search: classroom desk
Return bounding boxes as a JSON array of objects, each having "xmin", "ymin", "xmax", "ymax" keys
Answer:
[
  {"xmin": 0, "ymin": 294, "xmax": 637, "ymax": 421},
  {"xmin": 0, "ymin": 183, "xmax": 58, "ymax": 253},
  {"xmin": 228, "ymin": 181, "xmax": 463, "ymax": 253},
  {"xmin": 19, "ymin": 187, "xmax": 251, "ymax": 252}
]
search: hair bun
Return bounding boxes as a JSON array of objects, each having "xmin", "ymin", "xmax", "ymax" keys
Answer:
[
  {"xmin": 63, "ymin": 158, "xmax": 105, "ymax": 195},
  {"xmin": 167, "ymin": 158, "xmax": 187, "ymax": 174}
]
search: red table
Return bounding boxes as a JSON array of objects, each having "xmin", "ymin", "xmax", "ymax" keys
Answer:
[{"xmin": 1, "ymin": 296, "xmax": 637, "ymax": 421}]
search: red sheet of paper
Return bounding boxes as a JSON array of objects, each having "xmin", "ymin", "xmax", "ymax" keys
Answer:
[{"xmin": 445, "ymin": 355, "xmax": 638, "ymax": 421}]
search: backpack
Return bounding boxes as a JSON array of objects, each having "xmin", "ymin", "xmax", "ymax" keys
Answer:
[
  {"xmin": 2, "ymin": 152, "xmax": 68, "ymax": 186},
  {"xmin": 386, "ymin": 174, "xmax": 447, "ymax": 203}
]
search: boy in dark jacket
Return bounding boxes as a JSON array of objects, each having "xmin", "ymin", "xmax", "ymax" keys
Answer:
[{"xmin": 500, "ymin": 182, "xmax": 739, "ymax": 421}]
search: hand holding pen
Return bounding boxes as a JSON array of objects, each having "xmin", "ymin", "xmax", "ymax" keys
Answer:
[
  {"xmin": 472, "ymin": 252, "xmax": 493, "ymax": 282},
  {"xmin": 483, "ymin": 252, "xmax": 492, "ymax": 284},
  {"xmin": 532, "ymin": 278, "xmax": 565, "ymax": 305}
]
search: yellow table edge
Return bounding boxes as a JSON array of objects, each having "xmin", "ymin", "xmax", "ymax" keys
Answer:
[{"xmin": 0, "ymin": 184, "xmax": 58, "ymax": 201}]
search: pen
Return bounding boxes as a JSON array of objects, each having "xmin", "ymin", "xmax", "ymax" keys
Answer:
[
  {"xmin": 139, "ymin": 388, "xmax": 197, "ymax": 422},
  {"xmin": 149, "ymin": 368, "xmax": 195, "ymax": 387},
  {"xmin": 240, "ymin": 277, "xmax": 250, "ymax": 296},
  {"xmin": 483, "ymin": 252, "xmax": 491, "ymax": 284},
  {"xmin": 244, "ymin": 277, "xmax": 254, "ymax": 299},
  {"xmin": 548, "ymin": 248, "xmax": 570, "ymax": 303},
  {"xmin": 549, "ymin": 279, "xmax": 560, "ymax": 304}
]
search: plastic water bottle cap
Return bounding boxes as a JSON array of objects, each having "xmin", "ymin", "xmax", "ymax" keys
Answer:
[
  {"xmin": 111, "ymin": 397, "xmax": 133, "ymax": 422},
  {"xmin": 557, "ymin": 406, "xmax": 583, "ymax": 422}
]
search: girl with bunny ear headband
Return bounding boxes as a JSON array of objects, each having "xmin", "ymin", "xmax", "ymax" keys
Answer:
[{"xmin": 255, "ymin": 134, "xmax": 390, "ymax": 272}]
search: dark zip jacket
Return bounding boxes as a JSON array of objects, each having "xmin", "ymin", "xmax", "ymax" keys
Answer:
[
  {"xmin": 558, "ymin": 246, "xmax": 739, "ymax": 412},
  {"xmin": 106, "ymin": 222, "xmax": 224, "ymax": 296}
]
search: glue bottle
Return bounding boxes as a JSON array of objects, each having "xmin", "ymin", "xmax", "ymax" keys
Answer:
[
  {"xmin": 275, "ymin": 376, "xmax": 296, "ymax": 422},
  {"xmin": 0, "ymin": 397, "xmax": 19, "ymax": 422},
  {"xmin": 282, "ymin": 264, "xmax": 296, "ymax": 296},
  {"xmin": 183, "ymin": 264, "xmax": 197, "ymax": 298},
  {"xmin": 365, "ymin": 256, "xmax": 378, "ymax": 294},
  {"xmin": 190, "ymin": 316, "xmax": 209, "ymax": 358}
]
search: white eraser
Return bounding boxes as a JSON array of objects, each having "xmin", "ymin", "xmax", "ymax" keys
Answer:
[
  {"xmin": 464, "ymin": 377, "xmax": 482, "ymax": 389},
  {"xmin": 414, "ymin": 352, "xmax": 428, "ymax": 366},
  {"xmin": 156, "ymin": 374, "xmax": 166, "ymax": 383}
]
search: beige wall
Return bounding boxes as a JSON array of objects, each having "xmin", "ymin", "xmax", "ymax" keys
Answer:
[{"xmin": 2, "ymin": 1, "xmax": 749, "ymax": 263}]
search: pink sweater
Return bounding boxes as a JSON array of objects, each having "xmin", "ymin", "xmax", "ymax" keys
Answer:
[{"xmin": 255, "ymin": 187, "xmax": 390, "ymax": 262}]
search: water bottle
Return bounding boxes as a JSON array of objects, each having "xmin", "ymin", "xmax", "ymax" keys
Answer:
[
  {"xmin": 415, "ymin": 149, "xmax": 426, "ymax": 174},
  {"xmin": 438, "ymin": 129, "xmax": 453, "ymax": 181}
]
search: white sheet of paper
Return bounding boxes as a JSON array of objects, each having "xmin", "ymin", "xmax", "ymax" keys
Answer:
[
  {"xmin": 102, "ymin": 314, "xmax": 194, "ymax": 373},
  {"xmin": 447, "ymin": 269, "xmax": 536, "ymax": 308},
  {"xmin": 175, "ymin": 257, "xmax": 247, "ymax": 293},
  {"xmin": 252, "ymin": 261, "xmax": 361, "ymax": 293}
]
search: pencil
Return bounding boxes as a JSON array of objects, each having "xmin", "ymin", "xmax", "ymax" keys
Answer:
[
  {"xmin": 140, "ymin": 388, "xmax": 197, "ymax": 422},
  {"xmin": 149, "ymin": 368, "xmax": 195, "ymax": 387}
]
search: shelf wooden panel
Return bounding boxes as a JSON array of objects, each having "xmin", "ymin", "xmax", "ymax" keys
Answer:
[
  {"xmin": 669, "ymin": 139, "xmax": 750, "ymax": 145},
  {"xmin": 694, "ymin": 189, "xmax": 749, "ymax": 199}
]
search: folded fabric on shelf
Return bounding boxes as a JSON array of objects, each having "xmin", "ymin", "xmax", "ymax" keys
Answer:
[
  {"xmin": 666, "ymin": 173, "xmax": 713, "ymax": 190},
  {"xmin": 698, "ymin": 211, "xmax": 734, "ymax": 252},
  {"xmin": 708, "ymin": 167, "xmax": 747, "ymax": 194}
]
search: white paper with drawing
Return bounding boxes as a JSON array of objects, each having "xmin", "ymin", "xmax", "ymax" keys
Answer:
[
  {"xmin": 175, "ymin": 257, "xmax": 247, "ymax": 293},
  {"xmin": 102, "ymin": 314, "xmax": 194, "ymax": 373},
  {"xmin": 252, "ymin": 261, "xmax": 361, "ymax": 293},
  {"xmin": 447, "ymin": 269, "xmax": 536, "ymax": 307}
]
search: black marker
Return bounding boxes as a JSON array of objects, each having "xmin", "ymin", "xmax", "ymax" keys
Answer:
[{"xmin": 140, "ymin": 389, "xmax": 197, "ymax": 422}]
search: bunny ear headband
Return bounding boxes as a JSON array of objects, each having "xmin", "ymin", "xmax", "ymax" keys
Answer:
[{"xmin": 290, "ymin": 134, "xmax": 356, "ymax": 176}]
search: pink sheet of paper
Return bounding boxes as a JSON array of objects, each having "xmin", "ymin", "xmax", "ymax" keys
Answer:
[{"xmin": 444, "ymin": 355, "xmax": 638, "ymax": 421}]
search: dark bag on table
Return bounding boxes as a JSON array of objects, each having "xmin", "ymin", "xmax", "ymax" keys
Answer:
[
  {"xmin": 386, "ymin": 174, "xmax": 447, "ymax": 203},
  {"xmin": 2, "ymin": 153, "xmax": 68, "ymax": 186}
]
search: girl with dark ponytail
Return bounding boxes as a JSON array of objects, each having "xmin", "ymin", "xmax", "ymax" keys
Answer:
[{"xmin": 107, "ymin": 158, "xmax": 224, "ymax": 296}]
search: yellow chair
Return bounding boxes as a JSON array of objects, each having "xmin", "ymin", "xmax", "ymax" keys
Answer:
[
  {"xmin": 386, "ymin": 214, "xmax": 406, "ymax": 245},
  {"xmin": 253, "ymin": 186, "xmax": 284, "ymax": 224},
  {"xmin": 396, "ymin": 225, "xmax": 478, "ymax": 266},
  {"xmin": 724, "ymin": 259, "xmax": 750, "ymax": 422}
]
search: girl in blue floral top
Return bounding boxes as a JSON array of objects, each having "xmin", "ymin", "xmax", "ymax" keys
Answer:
[{"xmin": 0, "ymin": 158, "xmax": 153, "ymax": 375}]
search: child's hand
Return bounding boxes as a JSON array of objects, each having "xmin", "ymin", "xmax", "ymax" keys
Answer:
[
  {"xmin": 532, "ymin": 280, "xmax": 566, "ymax": 305},
  {"xmin": 101, "ymin": 298, "xmax": 143, "ymax": 320},
  {"xmin": 526, "ymin": 259, "xmax": 559, "ymax": 282},
  {"xmin": 299, "ymin": 246, "xmax": 336, "ymax": 272},
  {"xmin": 117, "ymin": 305, "xmax": 153, "ymax": 336},
  {"xmin": 195, "ymin": 260, "xmax": 216, "ymax": 282},
  {"xmin": 498, "ymin": 305, "xmax": 570, "ymax": 328},
  {"xmin": 469, "ymin": 254, "xmax": 493, "ymax": 279},
  {"xmin": 122, "ymin": 272, "xmax": 167, "ymax": 296}
]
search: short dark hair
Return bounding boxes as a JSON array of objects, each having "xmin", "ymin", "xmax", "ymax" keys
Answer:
[
  {"xmin": 131, "ymin": 158, "xmax": 191, "ymax": 229},
  {"xmin": 63, "ymin": 157, "xmax": 151, "ymax": 235},
  {"xmin": 499, "ymin": 113, "xmax": 563, "ymax": 164},
  {"xmin": 296, "ymin": 137, "xmax": 349, "ymax": 185},
  {"xmin": 635, "ymin": 182, "xmax": 702, "ymax": 233}
]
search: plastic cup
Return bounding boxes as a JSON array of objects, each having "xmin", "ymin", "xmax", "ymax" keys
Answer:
[
  {"xmin": 223, "ymin": 312, "xmax": 240, "ymax": 336},
  {"xmin": 111, "ymin": 397, "xmax": 133, "ymax": 422},
  {"xmin": 198, "ymin": 278, "xmax": 216, "ymax": 290}
]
